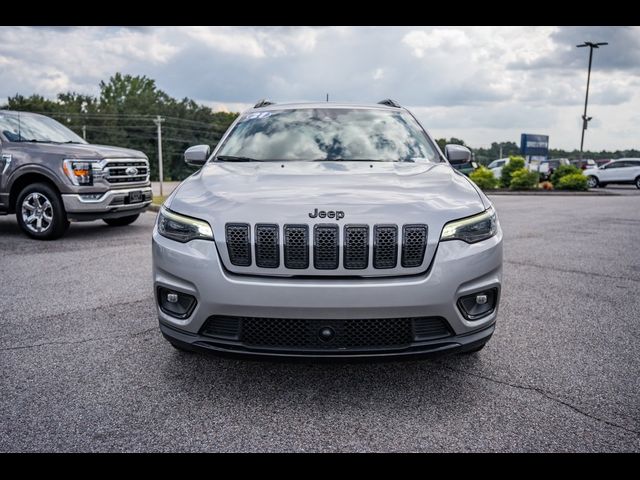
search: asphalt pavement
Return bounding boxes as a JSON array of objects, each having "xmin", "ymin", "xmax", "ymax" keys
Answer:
[{"xmin": 0, "ymin": 196, "xmax": 639, "ymax": 452}]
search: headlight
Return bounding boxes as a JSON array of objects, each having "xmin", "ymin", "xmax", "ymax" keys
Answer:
[
  {"xmin": 63, "ymin": 159, "xmax": 94, "ymax": 185},
  {"xmin": 157, "ymin": 207, "xmax": 213, "ymax": 243},
  {"xmin": 440, "ymin": 206, "xmax": 498, "ymax": 244}
]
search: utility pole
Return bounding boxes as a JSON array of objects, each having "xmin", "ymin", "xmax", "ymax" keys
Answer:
[
  {"xmin": 153, "ymin": 115, "xmax": 165, "ymax": 197},
  {"xmin": 499, "ymin": 144, "xmax": 503, "ymax": 159},
  {"xmin": 577, "ymin": 41, "xmax": 608, "ymax": 158},
  {"xmin": 82, "ymin": 125, "xmax": 86, "ymax": 140}
]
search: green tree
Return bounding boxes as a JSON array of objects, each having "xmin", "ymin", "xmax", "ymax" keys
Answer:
[
  {"xmin": 550, "ymin": 164, "xmax": 582, "ymax": 187},
  {"xmin": 469, "ymin": 166, "xmax": 498, "ymax": 190},
  {"xmin": 509, "ymin": 168, "xmax": 539, "ymax": 190},
  {"xmin": 500, "ymin": 156, "xmax": 526, "ymax": 188}
]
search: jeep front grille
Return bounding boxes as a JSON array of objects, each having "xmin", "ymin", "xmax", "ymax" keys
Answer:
[
  {"xmin": 102, "ymin": 159, "xmax": 149, "ymax": 184},
  {"xmin": 255, "ymin": 224, "xmax": 279, "ymax": 268},
  {"xmin": 226, "ymin": 223, "xmax": 251, "ymax": 266},
  {"xmin": 401, "ymin": 225, "xmax": 428, "ymax": 268},
  {"xmin": 344, "ymin": 225, "xmax": 369, "ymax": 269},
  {"xmin": 284, "ymin": 225, "xmax": 309, "ymax": 269},
  {"xmin": 373, "ymin": 225, "xmax": 398, "ymax": 269},
  {"xmin": 313, "ymin": 225, "xmax": 339, "ymax": 269},
  {"xmin": 224, "ymin": 222, "xmax": 428, "ymax": 273}
]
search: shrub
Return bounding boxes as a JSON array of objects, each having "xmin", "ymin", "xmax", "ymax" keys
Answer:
[
  {"xmin": 556, "ymin": 173, "xmax": 588, "ymax": 191},
  {"xmin": 550, "ymin": 164, "xmax": 582, "ymax": 186},
  {"xmin": 540, "ymin": 181, "xmax": 554, "ymax": 190},
  {"xmin": 509, "ymin": 168, "xmax": 539, "ymax": 190},
  {"xmin": 500, "ymin": 156, "xmax": 526, "ymax": 188},
  {"xmin": 469, "ymin": 166, "xmax": 498, "ymax": 190}
]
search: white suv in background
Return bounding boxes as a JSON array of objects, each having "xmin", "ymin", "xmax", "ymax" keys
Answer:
[
  {"xmin": 585, "ymin": 159, "xmax": 640, "ymax": 189},
  {"xmin": 487, "ymin": 158, "xmax": 510, "ymax": 179}
]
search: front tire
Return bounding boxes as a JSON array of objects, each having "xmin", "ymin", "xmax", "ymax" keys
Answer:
[
  {"xmin": 635, "ymin": 177, "xmax": 640, "ymax": 190},
  {"xmin": 16, "ymin": 183, "xmax": 69, "ymax": 240},
  {"xmin": 586, "ymin": 175, "xmax": 599, "ymax": 188},
  {"xmin": 103, "ymin": 214, "xmax": 140, "ymax": 226}
]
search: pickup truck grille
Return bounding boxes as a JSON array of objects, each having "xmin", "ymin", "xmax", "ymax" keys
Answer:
[
  {"xmin": 103, "ymin": 159, "xmax": 149, "ymax": 184},
  {"xmin": 224, "ymin": 223, "xmax": 428, "ymax": 272}
]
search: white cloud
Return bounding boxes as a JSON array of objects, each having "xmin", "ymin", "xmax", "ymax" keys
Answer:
[
  {"xmin": 402, "ymin": 28, "xmax": 470, "ymax": 58},
  {"xmin": 0, "ymin": 26, "xmax": 637, "ymax": 151}
]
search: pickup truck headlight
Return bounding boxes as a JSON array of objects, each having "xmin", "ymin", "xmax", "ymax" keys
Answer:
[
  {"xmin": 440, "ymin": 206, "xmax": 498, "ymax": 244},
  {"xmin": 63, "ymin": 159, "xmax": 94, "ymax": 185},
  {"xmin": 157, "ymin": 207, "xmax": 213, "ymax": 243}
]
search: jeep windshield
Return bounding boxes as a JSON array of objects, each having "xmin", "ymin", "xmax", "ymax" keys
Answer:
[
  {"xmin": 214, "ymin": 108, "xmax": 439, "ymax": 163},
  {"xmin": 0, "ymin": 112, "xmax": 87, "ymax": 144}
]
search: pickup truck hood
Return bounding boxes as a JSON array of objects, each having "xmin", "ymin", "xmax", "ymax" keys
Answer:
[
  {"xmin": 168, "ymin": 161, "xmax": 486, "ymax": 277},
  {"xmin": 5, "ymin": 142, "xmax": 146, "ymax": 160}
]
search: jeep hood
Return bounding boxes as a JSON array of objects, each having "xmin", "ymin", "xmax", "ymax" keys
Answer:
[{"xmin": 167, "ymin": 161, "xmax": 487, "ymax": 276}]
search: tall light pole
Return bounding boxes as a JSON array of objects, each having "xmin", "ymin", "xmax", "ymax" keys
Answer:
[{"xmin": 577, "ymin": 41, "xmax": 608, "ymax": 158}]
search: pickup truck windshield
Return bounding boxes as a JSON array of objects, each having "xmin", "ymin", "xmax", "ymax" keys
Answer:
[
  {"xmin": 215, "ymin": 108, "xmax": 438, "ymax": 162},
  {"xmin": 0, "ymin": 112, "xmax": 87, "ymax": 144}
]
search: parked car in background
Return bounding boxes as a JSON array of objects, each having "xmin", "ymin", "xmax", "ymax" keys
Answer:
[
  {"xmin": 570, "ymin": 159, "xmax": 597, "ymax": 170},
  {"xmin": 487, "ymin": 157, "xmax": 510, "ymax": 179},
  {"xmin": 529, "ymin": 158, "xmax": 570, "ymax": 181},
  {"xmin": 0, "ymin": 110, "xmax": 152, "ymax": 239},
  {"xmin": 584, "ymin": 158, "xmax": 640, "ymax": 189},
  {"xmin": 595, "ymin": 158, "xmax": 612, "ymax": 167}
]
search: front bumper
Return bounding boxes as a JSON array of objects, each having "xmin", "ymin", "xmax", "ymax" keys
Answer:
[
  {"xmin": 62, "ymin": 187, "xmax": 152, "ymax": 221},
  {"xmin": 152, "ymin": 227, "xmax": 503, "ymax": 359}
]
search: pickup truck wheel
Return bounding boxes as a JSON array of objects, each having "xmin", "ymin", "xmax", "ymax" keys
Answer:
[
  {"xmin": 103, "ymin": 214, "xmax": 140, "ymax": 226},
  {"xmin": 635, "ymin": 177, "xmax": 640, "ymax": 189},
  {"xmin": 586, "ymin": 175, "xmax": 599, "ymax": 188},
  {"xmin": 16, "ymin": 183, "xmax": 69, "ymax": 240}
]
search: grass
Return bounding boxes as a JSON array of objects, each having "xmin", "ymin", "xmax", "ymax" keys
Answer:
[{"xmin": 152, "ymin": 195, "xmax": 167, "ymax": 206}]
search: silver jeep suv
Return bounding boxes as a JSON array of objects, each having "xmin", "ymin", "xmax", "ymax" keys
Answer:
[{"xmin": 152, "ymin": 100, "xmax": 503, "ymax": 359}]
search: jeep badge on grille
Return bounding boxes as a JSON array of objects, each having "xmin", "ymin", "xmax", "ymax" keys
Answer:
[{"xmin": 308, "ymin": 208, "xmax": 345, "ymax": 220}]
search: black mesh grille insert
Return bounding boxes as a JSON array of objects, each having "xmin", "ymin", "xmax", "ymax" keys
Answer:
[
  {"xmin": 255, "ymin": 224, "xmax": 279, "ymax": 268},
  {"xmin": 373, "ymin": 225, "xmax": 398, "ymax": 269},
  {"xmin": 402, "ymin": 225, "xmax": 428, "ymax": 268},
  {"xmin": 284, "ymin": 225, "xmax": 309, "ymax": 269},
  {"xmin": 413, "ymin": 317, "xmax": 451, "ymax": 340},
  {"xmin": 225, "ymin": 223, "xmax": 251, "ymax": 266},
  {"xmin": 200, "ymin": 316, "xmax": 240, "ymax": 340},
  {"xmin": 313, "ymin": 225, "xmax": 339, "ymax": 269},
  {"xmin": 240, "ymin": 317, "xmax": 419, "ymax": 350},
  {"xmin": 344, "ymin": 225, "xmax": 369, "ymax": 269}
]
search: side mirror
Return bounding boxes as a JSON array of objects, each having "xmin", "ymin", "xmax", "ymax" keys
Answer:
[
  {"xmin": 184, "ymin": 145, "xmax": 210, "ymax": 166},
  {"xmin": 444, "ymin": 144, "xmax": 472, "ymax": 164}
]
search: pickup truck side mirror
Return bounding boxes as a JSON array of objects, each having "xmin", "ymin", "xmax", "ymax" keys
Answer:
[
  {"xmin": 444, "ymin": 144, "xmax": 472, "ymax": 164},
  {"xmin": 184, "ymin": 145, "xmax": 210, "ymax": 166}
]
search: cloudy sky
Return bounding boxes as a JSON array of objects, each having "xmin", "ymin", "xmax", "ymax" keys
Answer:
[{"xmin": 1, "ymin": 26, "xmax": 638, "ymax": 150}]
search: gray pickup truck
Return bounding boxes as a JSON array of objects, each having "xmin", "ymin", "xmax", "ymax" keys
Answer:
[{"xmin": 0, "ymin": 110, "xmax": 152, "ymax": 239}]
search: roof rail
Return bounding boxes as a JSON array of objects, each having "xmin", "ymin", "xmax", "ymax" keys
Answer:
[
  {"xmin": 254, "ymin": 99, "xmax": 275, "ymax": 108},
  {"xmin": 377, "ymin": 99, "xmax": 401, "ymax": 108}
]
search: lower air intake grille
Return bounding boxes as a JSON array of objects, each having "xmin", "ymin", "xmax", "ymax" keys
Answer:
[
  {"xmin": 226, "ymin": 223, "xmax": 251, "ymax": 266},
  {"xmin": 402, "ymin": 225, "xmax": 428, "ymax": 267},
  {"xmin": 255, "ymin": 224, "xmax": 279, "ymax": 268},
  {"xmin": 373, "ymin": 225, "xmax": 398, "ymax": 269},
  {"xmin": 199, "ymin": 316, "xmax": 452, "ymax": 351},
  {"xmin": 344, "ymin": 225, "xmax": 369, "ymax": 269},
  {"xmin": 284, "ymin": 225, "xmax": 309, "ymax": 269},
  {"xmin": 314, "ymin": 225, "xmax": 339, "ymax": 269}
]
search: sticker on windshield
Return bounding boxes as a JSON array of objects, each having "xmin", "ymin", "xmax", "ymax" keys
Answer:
[{"xmin": 240, "ymin": 111, "xmax": 272, "ymax": 122}]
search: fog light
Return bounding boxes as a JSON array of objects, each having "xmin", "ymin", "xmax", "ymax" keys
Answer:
[
  {"xmin": 167, "ymin": 293, "xmax": 179, "ymax": 303},
  {"xmin": 457, "ymin": 288, "xmax": 497, "ymax": 321},
  {"xmin": 157, "ymin": 287, "xmax": 197, "ymax": 319}
]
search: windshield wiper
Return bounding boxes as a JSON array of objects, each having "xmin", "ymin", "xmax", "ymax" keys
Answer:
[
  {"xmin": 18, "ymin": 139, "xmax": 51, "ymax": 143},
  {"xmin": 215, "ymin": 155, "xmax": 263, "ymax": 162}
]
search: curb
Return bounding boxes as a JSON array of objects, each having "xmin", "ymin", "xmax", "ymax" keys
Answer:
[{"xmin": 486, "ymin": 190, "xmax": 619, "ymax": 196}]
